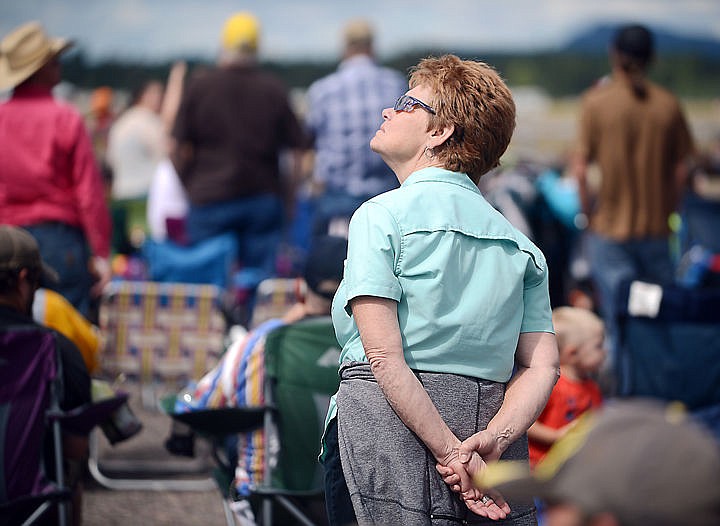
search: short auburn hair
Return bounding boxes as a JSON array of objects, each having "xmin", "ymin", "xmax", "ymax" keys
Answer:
[{"xmin": 409, "ymin": 54, "xmax": 516, "ymax": 183}]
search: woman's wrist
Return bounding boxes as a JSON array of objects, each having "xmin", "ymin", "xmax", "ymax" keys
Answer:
[
  {"xmin": 485, "ymin": 424, "xmax": 515, "ymax": 456},
  {"xmin": 435, "ymin": 439, "xmax": 463, "ymax": 466}
]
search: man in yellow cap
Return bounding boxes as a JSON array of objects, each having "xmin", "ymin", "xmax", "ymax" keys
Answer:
[
  {"xmin": 0, "ymin": 21, "xmax": 112, "ymax": 320},
  {"xmin": 172, "ymin": 12, "xmax": 308, "ymax": 288}
]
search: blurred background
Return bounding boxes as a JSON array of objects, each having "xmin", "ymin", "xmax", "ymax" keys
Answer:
[
  {"xmin": 2, "ymin": 2, "xmax": 719, "ymax": 524},
  {"xmin": 2, "ymin": 0, "xmax": 719, "ymax": 159}
]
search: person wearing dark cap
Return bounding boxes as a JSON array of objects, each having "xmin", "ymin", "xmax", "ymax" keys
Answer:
[
  {"xmin": 571, "ymin": 23, "xmax": 695, "ymax": 390},
  {"xmin": 0, "ymin": 224, "xmax": 92, "ymax": 525},
  {"xmin": 0, "ymin": 22, "xmax": 113, "ymax": 319},
  {"xmin": 169, "ymin": 235, "xmax": 347, "ymax": 519},
  {"xmin": 475, "ymin": 399, "xmax": 720, "ymax": 526}
]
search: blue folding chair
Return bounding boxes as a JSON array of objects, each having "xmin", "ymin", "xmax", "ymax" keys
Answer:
[{"xmin": 616, "ymin": 280, "xmax": 720, "ymax": 438}]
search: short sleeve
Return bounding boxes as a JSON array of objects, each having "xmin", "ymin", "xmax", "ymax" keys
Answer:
[
  {"xmin": 343, "ymin": 201, "xmax": 403, "ymax": 314},
  {"xmin": 520, "ymin": 254, "xmax": 554, "ymax": 334}
]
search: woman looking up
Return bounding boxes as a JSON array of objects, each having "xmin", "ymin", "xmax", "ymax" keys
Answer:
[{"xmin": 322, "ymin": 54, "xmax": 559, "ymax": 526}]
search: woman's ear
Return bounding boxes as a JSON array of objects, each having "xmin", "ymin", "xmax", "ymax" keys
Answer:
[{"xmin": 428, "ymin": 123, "xmax": 455, "ymax": 149}]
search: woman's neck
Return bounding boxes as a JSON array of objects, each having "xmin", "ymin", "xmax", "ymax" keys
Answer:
[{"xmin": 390, "ymin": 156, "xmax": 443, "ymax": 184}]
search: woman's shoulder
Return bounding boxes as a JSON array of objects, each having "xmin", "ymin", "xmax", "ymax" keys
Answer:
[{"xmin": 360, "ymin": 182, "xmax": 546, "ymax": 259}]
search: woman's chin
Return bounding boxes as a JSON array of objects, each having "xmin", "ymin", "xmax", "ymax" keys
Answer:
[{"xmin": 369, "ymin": 135, "xmax": 382, "ymax": 153}]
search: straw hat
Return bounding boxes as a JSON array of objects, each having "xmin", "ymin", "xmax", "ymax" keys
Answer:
[{"xmin": 0, "ymin": 21, "xmax": 73, "ymax": 90}]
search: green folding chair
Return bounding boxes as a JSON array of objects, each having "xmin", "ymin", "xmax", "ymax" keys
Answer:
[
  {"xmin": 164, "ymin": 316, "xmax": 341, "ymax": 526},
  {"xmin": 253, "ymin": 316, "xmax": 341, "ymax": 526}
]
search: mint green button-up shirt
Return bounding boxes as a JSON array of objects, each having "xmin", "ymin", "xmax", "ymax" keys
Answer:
[
  {"xmin": 323, "ymin": 167, "xmax": 554, "ymax": 446},
  {"xmin": 332, "ymin": 166, "xmax": 553, "ymax": 379}
]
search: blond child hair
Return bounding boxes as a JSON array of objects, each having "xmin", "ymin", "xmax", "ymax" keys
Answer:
[
  {"xmin": 552, "ymin": 306, "xmax": 604, "ymax": 358},
  {"xmin": 528, "ymin": 306, "xmax": 606, "ymax": 467}
]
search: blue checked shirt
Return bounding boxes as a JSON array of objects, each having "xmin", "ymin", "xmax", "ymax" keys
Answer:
[{"xmin": 306, "ymin": 55, "xmax": 407, "ymax": 198}]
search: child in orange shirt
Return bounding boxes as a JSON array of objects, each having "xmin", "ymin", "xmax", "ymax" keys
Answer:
[{"xmin": 528, "ymin": 306, "xmax": 606, "ymax": 467}]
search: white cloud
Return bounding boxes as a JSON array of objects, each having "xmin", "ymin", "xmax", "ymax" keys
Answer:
[{"xmin": 1, "ymin": 0, "xmax": 718, "ymax": 61}]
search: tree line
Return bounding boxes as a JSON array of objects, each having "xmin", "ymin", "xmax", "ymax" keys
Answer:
[{"xmin": 61, "ymin": 48, "xmax": 720, "ymax": 100}]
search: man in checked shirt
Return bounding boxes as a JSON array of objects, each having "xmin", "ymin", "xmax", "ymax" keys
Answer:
[{"xmin": 305, "ymin": 19, "xmax": 406, "ymax": 238}]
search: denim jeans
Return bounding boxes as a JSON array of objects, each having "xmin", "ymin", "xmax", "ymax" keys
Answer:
[
  {"xmin": 312, "ymin": 192, "xmax": 370, "ymax": 238},
  {"xmin": 23, "ymin": 222, "xmax": 93, "ymax": 317},
  {"xmin": 585, "ymin": 232, "xmax": 675, "ymax": 389},
  {"xmin": 322, "ymin": 418, "xmax": 356, "ymax": 526},
  {"xmin": 186, "ymin": 193, "xmax": 283, "ymax": 277}
]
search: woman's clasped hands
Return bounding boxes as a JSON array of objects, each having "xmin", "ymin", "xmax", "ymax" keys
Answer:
[{"xmin": 436, "ymin": 431, "xmax": 512, "ymax": 520}]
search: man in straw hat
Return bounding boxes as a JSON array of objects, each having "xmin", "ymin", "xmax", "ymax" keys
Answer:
[
  {"xmin": 0, "ymin": 224, "xmax": 92, "ymax": 525},
  {"xmin": 305, "ymin": 18, "xmax": 406, "ymax": 238},
  {"xmin": 171, "ymin": 12, "xmax": 307, "ymax": 287},
  {"xmin": 0, "ymin": 21, "xmax": 112, "ymax": 319},
  {"xmin": 471, "ymin": 399, "xmax": 720, "ymax": 526}
]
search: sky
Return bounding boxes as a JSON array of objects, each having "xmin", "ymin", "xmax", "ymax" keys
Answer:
[{"xmin": 1, "ymin": 0, "xmax": 719, "ymax": 62}]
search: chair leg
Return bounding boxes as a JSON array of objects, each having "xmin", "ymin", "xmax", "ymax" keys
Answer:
[
  {"xmin": 20, "ymin": 501, "xmax": 52, "ymax": 526},
  {"xmin": 87, "ymin": 430, "xmax": 216, "ymax": 491},
  {"xmin": 221, "ymin": 496, "xmax": 236, "ymax": 526},
  {"xmin": 52, "ymin": 420, "xmax": 68, "ymax": 526},
  {"xmin": 274, "ymin": 496, "xmax": 318, "ymax": 526},
  {"xmin": 262, "ymin": 498, "xmax": 272, "ymax": 526}
]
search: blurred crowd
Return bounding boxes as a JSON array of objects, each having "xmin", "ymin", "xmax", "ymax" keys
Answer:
[{"xmin": 1, "ymin": 11, "xmax": 719, "ymax": 526}]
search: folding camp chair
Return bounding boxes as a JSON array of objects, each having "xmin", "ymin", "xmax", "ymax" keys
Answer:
[
  {"xmin": 253, "ymin": 316, "xmax": 341, "ymax": 526},
  {"xmin": 164, "ymin": 316, "xmax": 341, "ymax": 526},
  {"xmin": 0, "ymin": 327, "xmax": 70, "ymax": 526},
  {"xmin": 90, "ymin": 280, "xmax": 226, "ymax": 491},
  {"xmin": 616, "ymin": 280, "xmax": 720, "ymax": 437},
  {"xmin": 98, "ymin": 280, "xmax": 226, "ymax": 407},
  {"xmin": 0, "ymin": 327, "xmax": 127, "ymax": 526}
]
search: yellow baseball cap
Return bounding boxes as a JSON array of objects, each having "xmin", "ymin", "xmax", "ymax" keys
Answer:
[{"xmin": 221, "ymin": 12, "xmax": 260, "ymax": 52}]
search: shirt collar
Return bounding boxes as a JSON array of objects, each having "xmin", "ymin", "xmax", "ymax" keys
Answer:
[
  {"xmin": 12, "ymin": 84, "xmax": 54, "ymax": 98},
  {"xmin": 0, "ymin": 304, "xmax": 33, "ymax": 323},
  {"xmin": 339, "ymin": 54, "xmax": 375, "ymax": 71},
  {"xmin": 401, "ymin": 167, "xmax": 480, "ymax": 194}
]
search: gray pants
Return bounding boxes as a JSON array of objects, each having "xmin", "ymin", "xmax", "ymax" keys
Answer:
[{"xmin": 337, "ymin": 362, "xmax": 536, "ymax": 526}]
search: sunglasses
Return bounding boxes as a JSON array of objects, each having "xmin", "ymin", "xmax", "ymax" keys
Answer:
[{"xmin": 393, "ymin": 94, "xmax": 436, "ymax": 115}]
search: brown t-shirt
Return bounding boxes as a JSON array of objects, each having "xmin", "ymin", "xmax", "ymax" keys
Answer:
[
  {"xmin": 578, "ymin": 76, "xmax": 694, "ymax": 240},
  {"xmin": 172, "ymin": 64, "xmax": 308, "ymax": 205}
]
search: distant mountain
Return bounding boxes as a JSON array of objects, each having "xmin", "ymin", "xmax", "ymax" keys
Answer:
[{"xmin": 563, "ymin": 23, "xmax": 720, "ymax": 58}]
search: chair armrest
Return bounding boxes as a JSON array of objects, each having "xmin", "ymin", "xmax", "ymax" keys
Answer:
[
  {"xmin": 49, "ymin": 394, "xmax": 129, "ymax": 436},
  {"xmin": 170, "ymin": 406, "xmax": 266, "ymax": 437}
]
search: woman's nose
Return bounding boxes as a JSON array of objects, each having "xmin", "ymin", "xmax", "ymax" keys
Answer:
[{"xmin": 381, "ymin": 107, "xmax": 392, "ymax": 119}]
